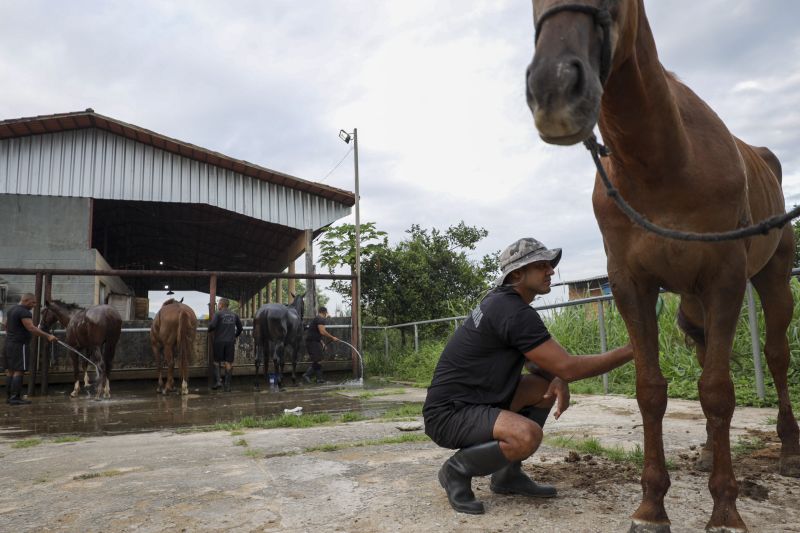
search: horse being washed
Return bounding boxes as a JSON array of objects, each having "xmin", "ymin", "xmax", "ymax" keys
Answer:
[
  {"xmin": 150, "ymin": 298, "xmax": 197, "ymax": 395},
  {"xmin": 526, "ymin": 1, "xmax": 799, "ymax": 531},
  {"xmin": 40, "ymin": 300, "xmax": 122, "ymax": 400},
  {"xmin": 253, "ymin": 293, "xmax": 304, "ymax": 390}
]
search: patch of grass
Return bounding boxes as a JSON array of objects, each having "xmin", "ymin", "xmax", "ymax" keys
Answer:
[
  {"xmin": 244, "ymin": 449, "xmax": 262, "ymax": 459},
  {"xmin": 11, "ymin": 438, "xmax": 42, "ymax": 449},
  {"xmin": 546, "ymin": 435, "xmax": 674, "ymax": 469},
  {"xmin": 357, "ymin": 388, "xmax": 406, "ymax": 399},
  {"xmin": 73, "ymin": 469, "xmax": 123, "ymax": 480},
  {"xmin": 764, "ymin": 417, "xmax": 778, "ymax": 425},
  {"xmin": 339, "ymin": 412, "xmax": 367, "ymax": 423},
  {"xmin": 53, "ymin": 436, "xmax": 81, "ymax": 443},
  {"xmin": 381, "ymin": 403, "xmax": 423, "ymax": 420},
  {"xmin": 210, "ymin": 413, "xmax": 333, "ymax": 432},
  {"xmin": 305, "ymin": 433, "xmax": 430, "ymax": 453},
  {"xmin": 230, "ymin": 430, "xmax": 245, "ymax": 436},
  {"xmin": 732, "ymin": 436, "xmax": 766, "ymax": 457},
  {"xmin": 234, "ymin": 438, "xmax": 248, "ymax": 447}
]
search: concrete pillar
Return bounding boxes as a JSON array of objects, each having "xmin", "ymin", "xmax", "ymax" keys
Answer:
[
  {"xmin": 288, "ymin": 262, "xmax": 296, "ymax": 299},
  {"xmin": 207, "ymin": 275, "xmax": 217, "ymax": 387}
]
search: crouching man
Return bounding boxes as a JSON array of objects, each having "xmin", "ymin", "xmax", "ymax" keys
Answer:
[{"xmin": 423, "ymin": 238, "xmax": 634, "ymax": 514}]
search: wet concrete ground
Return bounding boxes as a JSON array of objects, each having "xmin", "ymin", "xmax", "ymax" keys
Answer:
[{"xmin": 0, "ymin": 376, "xmax": 412, "ymax": 439}]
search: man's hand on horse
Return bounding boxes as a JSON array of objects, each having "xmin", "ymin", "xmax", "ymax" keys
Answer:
[{"xmin": 542, "ymin": 377, "xmax": 570, "ymax": 420}]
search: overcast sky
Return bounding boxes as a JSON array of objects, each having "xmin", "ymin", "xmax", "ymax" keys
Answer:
[{"xmin": 2, "ymin": 1, "xmax": 799, "ymax": 316}]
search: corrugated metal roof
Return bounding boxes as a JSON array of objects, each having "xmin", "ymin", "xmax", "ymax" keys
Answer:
[
  {"xmin": 0, "ymin": 109, "xmax": 355, "ymax": 208},
  {"xmin": 550, "ymin": 274, "xmax": 608, "ymax": 288},
  {"xmin": 0, "ymin": 114, "xmax": 352, "ymax": 230}
]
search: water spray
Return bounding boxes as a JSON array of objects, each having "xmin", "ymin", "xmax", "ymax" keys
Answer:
[
  {"xmin": 56, "ymin": 339, "xmax": 100, "ymax": 379},
  {"xmin": 331, "ymin": 338, "xmax": 365, "ymax": 386}
]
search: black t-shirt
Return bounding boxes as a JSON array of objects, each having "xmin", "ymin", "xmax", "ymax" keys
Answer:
[
  {"xmin": 424, "ymin": 286, "xmax": 551, "ymax": 411},
  {"xmin": 6, "ymin": 304, "xmax": 33, "ymax": 344},
  {"xmin": 208, "ymin": 309, "xmax": 243, "ymax": 344},
  {"xmin": 306, "ymin": 316, "xmax": 327, "ymax": 342}
]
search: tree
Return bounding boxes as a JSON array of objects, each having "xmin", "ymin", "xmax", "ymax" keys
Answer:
[
  {"xmin": 318, "ymin": 221, "xmax": 388, "ymax": 303},
  {"xmin": 793, "ymin": 211, "xmax": 800, "ymax": 268},
  {"xmin": 319, "ymin": 220, "xmax": 499, "ymax": 325}
]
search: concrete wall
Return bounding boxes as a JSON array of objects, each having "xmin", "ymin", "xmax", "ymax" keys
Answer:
[{"xmin": 0, "ymin": 194, "xmax": 130, "ymax": 313}]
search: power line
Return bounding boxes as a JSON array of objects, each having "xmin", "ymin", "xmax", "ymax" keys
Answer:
[{"xmin": 319, "ymin": 146, "xmax": 354, "ymax": 183}]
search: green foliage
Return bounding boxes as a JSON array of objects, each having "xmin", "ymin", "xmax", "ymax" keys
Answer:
[
  {"xmin": 11, "ymin": 438, "xmax": 41, "ymax": 449},
  {"xmin": 793, "ymin": 209, "xmax": 800, "ymax": 268},
  {"xmin": 319, "ymin": 221, "xmax": 499, "ymax": 325},
  {"xmin": 363, "ymin": 280, "xmax": 800, "ymax": 411}
]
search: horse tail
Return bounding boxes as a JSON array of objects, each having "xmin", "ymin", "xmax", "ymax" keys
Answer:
[{"xmin": 177, "ymin": 308, "xmax": 193, "ymax": 363}]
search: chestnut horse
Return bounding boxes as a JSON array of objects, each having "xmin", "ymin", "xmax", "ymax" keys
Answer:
[
  {"xmin": 40, "ymin": 300, "xmax": 122, "ymax": 400},
  {"xmin": 253, "ymin": 293, "xmax": 304, "ymax": 390},
  {"xmin": 526, "ymin": 1, "xmax": 799, "ymax": 531},
  {"xmin": 150, "ymin": 298, "xmax": 197, "ymax": 395}
]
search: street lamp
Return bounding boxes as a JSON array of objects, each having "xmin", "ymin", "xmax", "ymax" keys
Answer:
[{"xmin": 339, "ymin": 128, "xmax": 362, "ymax": 355}]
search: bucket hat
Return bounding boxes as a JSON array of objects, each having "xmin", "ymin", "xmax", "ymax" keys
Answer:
[{"xmin": 493, "ymin": 237, "xmax": 562, "ymax": 287}]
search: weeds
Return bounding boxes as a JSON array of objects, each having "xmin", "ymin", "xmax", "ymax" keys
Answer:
[
  {"xmin": 73, "ymin": 470, "xmax": 123, "ymax": 480},
  {"xmin": 381, "ymin": 403, "xmax": 423, "ymax": 420},
  {"xmin": 545, "ymin": 435, "xmax": 674, "ymax": 469},
  {"xmin": 11, "ymin": 439, "xmax": 42, "ymax": 449},
  {"xmin": 53, "ymin": 436, "xmax": 81, "ymax": 443},
  {"xmin": 234, "ymin": 438, "xmax": 248, "ymax": 447},
  {"xmin": 305, "ymin": 433, "xmax": 430, "ymax": 453}
]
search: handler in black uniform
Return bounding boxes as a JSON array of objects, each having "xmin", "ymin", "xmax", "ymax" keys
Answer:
[
  {"xmin": 303, "ymin": 306, "xmax": 338, "ymax": 384},
  {"xmin": 4, "ymin": 293, "xmax": 57, "ymax": 405},
  {"xmin": 207, "ymin": 298, "xmax": 243, "ymax": 392},
  {"xmin": 424, "ymin": 237, "xmax": 635, "ymax": 514}
]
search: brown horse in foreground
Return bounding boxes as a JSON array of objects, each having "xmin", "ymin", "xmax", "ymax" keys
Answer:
[
  {"xmin": 40, "ymin": 300, "xmax": 122, "ymax": 400},
  {"xmin": 526, "ymin": 1, "xmax": 799, "ymax": 531},
  {"xmin": 150, "ymin": 299, "xmax": 197, "ymax": 395}
]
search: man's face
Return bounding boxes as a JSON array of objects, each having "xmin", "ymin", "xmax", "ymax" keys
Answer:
[
  {"xmin": 320, "ymin": 311, "xmax": 329, "ymax": 319},
  {"xmin": 20, "ymin": 296, "xmax": 36, "ymax": 309},
  {"xmin": 516, "ymin": 261, "xmax": 555, "ymax": 294}
]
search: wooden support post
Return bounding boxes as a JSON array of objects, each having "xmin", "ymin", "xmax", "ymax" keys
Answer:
[
  {"xmin": 27, "ymin": 273, "xmax": 43, "ymax": 397},
  {"xmin": 304, "ymin": 229, "xmax": 316, "ymax": 317},
  {"xmin": 288, "ymin": 262, "xmax": 296, "ymax": 299},
  {"xmin": 350, "ymin": 268, "xmax": 359, "ymax": 378},
  {"xmin": 207, "ymin": 275, "xmax": 217, "ymax": 387},
  {"xmin": 41, "ymin": 274, "xmax": 53, "ymax": 395},
  {"xmin": 266, "ymin": 281, "xmax": 272, "ymax": 303}
]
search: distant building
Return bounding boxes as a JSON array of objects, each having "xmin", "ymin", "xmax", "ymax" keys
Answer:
[{"xmin": 552, "ymin": 275, "xmax": 610, "ymax": 301}]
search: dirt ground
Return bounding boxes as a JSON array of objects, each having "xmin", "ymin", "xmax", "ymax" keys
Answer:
[{"xmin": 1, "ymin": 390, "xmax": 799, "ymax": 532}]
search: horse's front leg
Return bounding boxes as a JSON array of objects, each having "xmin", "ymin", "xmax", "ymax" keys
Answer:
[
  {"xmin": 699, "ymin": 272, "xmax": 748, "ymax": 531},
  {"xmin": 70, "ymin": 353, "xmax": 81, "ymax": 398},
  {"xmin": 290, "ymin": 340, "xmax": 300, "ymax": 386},
  {"xmin": 611, "ymin": 276, "xmax": 670, "ymax": 533},
  {"xmin": 180, "ymin": 345, "xmax": 189, "ymax": 396}
]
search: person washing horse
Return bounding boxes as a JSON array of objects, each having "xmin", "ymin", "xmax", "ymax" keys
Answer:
[
  {"xmin": 4, "ymin": 293, "xmax": 57, "ymax": 405},
  {"xmin": 302, "ymin": 306, "xmax": 338, "ymax": 384},
  {"xmin": 424, "ymin": 237, "xmax": 634, "ymax": 515},
  {"xmin": 208, "ymin": 298, "xmax": 243, "ymax": 392}
]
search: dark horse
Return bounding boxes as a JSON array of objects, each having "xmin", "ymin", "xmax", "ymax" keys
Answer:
[
  {"xmin": 40, "ymin": 300, "xmax": 122, "ymax": 400},
  {"xmin": 526, "ymin": 1, "xmax": 800, "ymax": 531},
  {"xmin": 150, "ymin": 298, "xmax": 197, "ymax": 395},
  {"xmin": 253, "ymin": 293, "xmax": 304, "ymax": 390}
]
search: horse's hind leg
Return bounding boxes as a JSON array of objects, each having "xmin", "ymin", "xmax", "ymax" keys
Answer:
[
  {"xmin": 677, "ymin": 296, "xmax": 714, "ymax": 472},
  {"xmin": 164, "ymin": 344, "xmax": 175, "ymax": 395},
  {"xmin": 751, "ymin": 232, "xmax": 800, "ymax": 477}
]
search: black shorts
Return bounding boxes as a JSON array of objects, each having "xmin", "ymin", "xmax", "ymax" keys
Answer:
[
  {"xmin": 423, "ymin": 401, "xmax": 502, "ymax": 450},
  {"xmin": 3, "ymin": 342, "xmax": 28, "ymax": 373},
  {"xmin": 213, "ymin": 342, "xmax": 235, "ymax": 363},
  {"xmin": 305, "ymin": 340, "xmax": 324, "ymax": 363}
]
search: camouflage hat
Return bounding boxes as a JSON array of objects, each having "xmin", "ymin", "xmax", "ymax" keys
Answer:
[{"xmin": 493, "ymin": 237, "xmax": 562, "ymax": 287}]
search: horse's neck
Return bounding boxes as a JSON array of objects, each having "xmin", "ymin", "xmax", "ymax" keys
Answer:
[
  {"xmin": 290, "ymin": 296, "xmax": 303, "ymax": 317},
  {"xmin": 599, "ymin": 4, "xmax": 690, "ymax": 177}
]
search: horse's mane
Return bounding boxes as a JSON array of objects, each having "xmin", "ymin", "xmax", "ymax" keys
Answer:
[
  {"xmin": 162, "ymin": 298, "xmax": 180, "ymax": 307},
  {"xmin": 50, "ymin": 299, "xmax": 82, "ymax": 311}
]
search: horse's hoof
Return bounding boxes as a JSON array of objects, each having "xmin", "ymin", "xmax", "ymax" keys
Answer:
[
  {"xmin": 70, "ymin": 392, "xmax": 78, "ymax": 398},
  {"xmin": 706, "ymin": 527, "xmax": 747, "ymax": 533},
  {"xmin": 779, "ymin": 454, "xmax": 800, "ymax": 477},
  {"xmin": 629, "ymin": 520, "xmax": 671, "ymax": 533},
  {"xmin": 695, "ymin": 450, "xmax": 713, "ymax": 472}
]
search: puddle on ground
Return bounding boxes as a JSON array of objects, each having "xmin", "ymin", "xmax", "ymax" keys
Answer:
[{"xmin": 0, "ymin": 376, "xmax": 417, "ymax": 439}]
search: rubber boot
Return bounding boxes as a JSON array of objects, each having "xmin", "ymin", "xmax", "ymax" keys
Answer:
[
  {"xmin": 5, "ymin": 375, "xmax": 11, "ymax": 400},
  {"xmin": 302, "ymin": 366, "xmax": 314, "ymax": 384},
  {"xmin": 438, "ymin": 441, "xmax": 510, "ymax": 514},
  {"xmin": 314, "ymin": 364, "xmax": 326, "ymax": 384},
  {"xmin": 211, "ymin": 364, "xmax": 222, "ymax": 390},
  {"xmin": 491, "ymin": 406, "xmax": 556, "ymax": 497},
  {"xmin": 7, "ymin": 375, "xmax": 31, "ymax": 405},
  {"xmin": 223, "ymin": 368, "xmax": 232, "ymax": 392}
]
